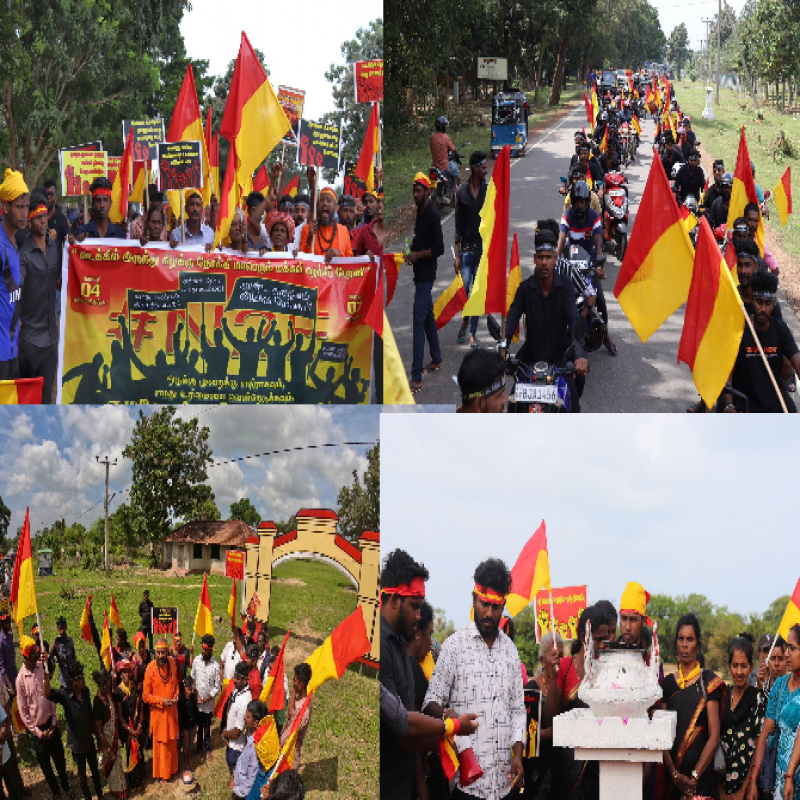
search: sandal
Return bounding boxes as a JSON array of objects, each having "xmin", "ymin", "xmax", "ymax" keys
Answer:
[
  {"xmin": 409, "ymin": 381, "xmax": 424, "ymax": 395},
  {"xmin": 422, "ymin": 361, "xmax": 443, "ymax": 373},
  {"xmin": 469, "ymin": 338, "xmax": 479, "ymax": 349},
  {"xmin": 457, "ymin": 328, "xmax": 468, "ymax": 344},
  {"xmin": 605, "ymin": 340, "xmax": 618, "ymax": 356}
]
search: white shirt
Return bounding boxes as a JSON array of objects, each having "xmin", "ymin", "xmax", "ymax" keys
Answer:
[
  {"xmin": 190, "ymin": 655, "xmax": 221, "ymax": 714},
  {"xmin": 292, "ymin": 222, "xmax": 305, "ymax": 253},
  {"xmin": 226, "ymin": 686, "xmax": 252, "ymax": 751},
  {"xmin": 423, "ymin": 623, "xmax": 527, "ymax": 800},
  {"xmin": 221, "ymin": 641, "xmax": 242, "ymax": 681}
]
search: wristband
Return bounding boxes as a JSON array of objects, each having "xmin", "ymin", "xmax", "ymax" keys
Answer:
[
  {"xmin": 444, "ymin": 717, "xmax": 455, "ymax": 738},
  {"xmin": 452, "ymin": 717, "xmax": 461, "ymax": 736}
]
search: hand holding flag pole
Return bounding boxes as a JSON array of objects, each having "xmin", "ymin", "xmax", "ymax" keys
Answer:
[{"xmin": 738, "ymin": 304, "xmax": 788, "ymax": 413}]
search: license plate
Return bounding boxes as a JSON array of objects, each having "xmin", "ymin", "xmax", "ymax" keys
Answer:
[
  {"xmin": 514, "ymin": 383, "xmax": 559, "ymax": 404},
  {"xmin": 516, "ymin": 136, "xmax": 522, "ymax": 143}
]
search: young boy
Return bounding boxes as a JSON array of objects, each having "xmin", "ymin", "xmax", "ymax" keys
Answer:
[
  {"xmin": 178, "ymin": 675, "xmax": 199, "ymax": 770},
  {"xmin": 231, "ymin": 699, "xmax": 267, "ymax": 799}
]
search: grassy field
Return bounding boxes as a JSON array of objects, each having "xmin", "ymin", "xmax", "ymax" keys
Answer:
[
  {"xmin": 677, "ymin": 80, "xmax": 800, "ymax": 260},
  {"xmin": 385, "ymin": 84, "xmax": 585, "ymax": 223},
  {"xmin": 16, "ymin": 559, "xmax": 378, "ymax": 799}
]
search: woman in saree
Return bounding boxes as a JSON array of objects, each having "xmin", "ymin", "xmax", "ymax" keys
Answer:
[
  {"xmin": 541, "ymin": 604, "xmax": 610, "ymax": 800},
  {"xmin": 114, "ymin": 660, "xmax": 144, "ymax": 794},
  {"xmin": 747, "ymin": 623, "xmax": 800, "ymax": 800},
  {"xmin": 720, "ymin": 634, "xmax": 765, "ymax": 800},
  {"xmin": 92, "ymin": 667, "xmax": 128, "ymax": 798},
  {"xmin": 662, "ymin": 613, "xmax": 723, "ymax": 800},
  {"xmin": 131, "ymin": 632, "xmax": 151, "ymax": 756}
]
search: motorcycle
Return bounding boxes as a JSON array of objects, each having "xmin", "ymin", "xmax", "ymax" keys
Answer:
[
  {"xmin": 602, "ymin": 171, "xmax": 629, "ymax": 260},
  {"xmin": 566, "ymin": 243, "xmax": 606, "ymax": 352},
  {"xmin": 429, "ymin": 146, "xmax": 464, "ymax": 210},
  {"xmin": 618, "ymin": 122, "xmax": 632, "ymax": 166}
]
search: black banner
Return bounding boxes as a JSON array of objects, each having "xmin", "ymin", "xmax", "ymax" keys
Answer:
[
  {"xmin": 343, "ymin": 162, "xmax": 367, "ymax": 199},
  {"xmin": 297, "ymin": 120, "xmax": 340, "ymax": 171},
  {"xmin": 180, "ymin": 272, "xmax": 227, "ymax": 304},
  {"xmin": 128, "ymin": 289, "xmax": 182, "ymax": 312},
  {"xmin": 122, "ymin": 118, "xmax": 165, "ymax": 162},
  {"xmin": 226, "ymin": 277, "xmax": 317, "ymax": 318},
  {"xmin": 151, "ymin": 606, "xmax": 178, "ymax": 636},
  {"xmin": 157, "ymin": 141, "xmax": 203, "ymax": 191},
  {"xmin": 319, "ymin": 342, "xmax": 348, "ymax": 362}
]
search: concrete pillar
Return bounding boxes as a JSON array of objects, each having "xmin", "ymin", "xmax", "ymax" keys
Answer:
[
  {"xmin": 245, "ymin": 521, "xmax": 276, "ymax": 625},
  {"xmin": 598, "ymin": 761, "xmax": 644, "ymax": 800},
  {"xmin": 357, "ymin": 531, "xmax": 380, "ymax": 662}
]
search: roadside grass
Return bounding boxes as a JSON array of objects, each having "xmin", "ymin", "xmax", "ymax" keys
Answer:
[
  {"xmin": 385, "ymin": 84, "xmax": 585, "ymax": 221},
  {"xmin": 16, "ymin": 560, "xmax": 377, "ymax": 799},
  {"xmin": 677, "ymin": 81, "xmax": 800, "ymax": 260}
]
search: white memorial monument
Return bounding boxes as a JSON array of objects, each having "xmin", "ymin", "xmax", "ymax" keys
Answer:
[
  {"xmin": 553, "ymin": 624, "xmax": 677, "ymax": 800},
  {"xmin": 702, "ymin": 86, "xmax": 715, "ymax": 120}
]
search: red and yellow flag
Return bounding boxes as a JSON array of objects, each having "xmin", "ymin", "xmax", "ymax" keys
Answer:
[
  {"xmin": 438, "ymin": 734, "xmax": 460, "ymax": 781},
  {"xmin": 131, "ymin": 161, "xmax": 148, "ymax": 205},
  {"xmin": 773, "ymin": 166, "xmax": 792, "ymax": 227},
  {"xmin": 677, "ymin": 216, "xmax": 744, "ymax": 407},
  {"xmin": 227, "ymin": 578, "xmax": 237, "ymax": 626},
  {"xmin": 260, "ymin": 630, "xmax": 290, "ymax": 712},
  {"xmin": 79, "ymin": 596, "xmax": 94, "ymax": 643},
  {"xmin": 506, "ymin": 232, "xmax": 521, "ymax": 342},
  {"xmin": 109, "ymin": 595, "xmax": 122, "ymax": 629},
  {"xmin": 10, "ymin": 697, "xmax": 25, "ymax": 734},
  {"xmin": 626, "ymin": 69, "xmax": 633, "ymax": 93},
  {"xmin": 778, "ymin": 578, "xmax": 800, "ymax": 640},
  {"xmin": 631, "ymin": 115, "xmax": 641, "ymax": 136},
  {"xmin": 219, "ymin": 32, "xmax": 290, "ymax": 189},
  {"xmin": 591, "ymin": 85, "xmax": 599, "ymax": 134},
  {"xmin": 274, "ymin": 692, "xmax": 313, "ymax": 775},
  {"xmin": 0, "ymin": 377, "xmax": 44, "ymax": 404},
  {"xmin": 253, "ymin": 716, "xmax": 281, "ymax": 772},
  {"xmin": 583, "ymin": 93, "xmax": 593, "ymax": 126},
  {"xmin": 100, "ymin": 611, "xmax": 112, "ymax": 670},
  {"xmin": 304, "ymin": 606, "xmax": 370, "ymax": 693},
  {"xmin": 166, "ymin": 63, "xmax": 211, "ymax": 217},
  {"xmin": 462, "ymin": 146, "xmax": 510, "ymax": 317},
  {"xmin": 728, "ymin": 127, "xmax": 764, "ymax": 255},
  {"xmin": 614, "ymin": 152, "xmax": 695, "ymax": 342},
  {"xmin": 194, "ymin": 573, "xmax": 214, "ymax": 639},
  {"xmin": 433, "ymin": 273, "xmax": 468, "ymax": 330},
  {"xmin": 214, "ymin": 679, "xmax": 235, "ymax": 720},
  {"xmin": 679, "ymin": 204, "xmax": 698, "ymax": 234},
  {"xmin": 214, "ymin": 139, "xmax": 241, "ymax": 249},
  {"xmin": 383, "ymin": 313, "xmax": 415, "ymax": 404},
  {"xmin": 205, "ymin": 105, "xmax": 218, "ymax": 197},
  {"xmin": 253, "ymin": 165, "xmax": 270, "ymax": 193},
  {"xmin": 109, "ymin": 128, "xmax": 134, "ymax": 225},
  {"xmin": 126, "ymin": 735, "xmax": 140, "ymax": 773},
  {"xmin": 283, "ymin": 174, "xmax": 299, "ymax": 198},
  {"xmin": 355, "ymin": 103, "xmax": 380, "ymax": 193},
  {"xmin": 505, "ymin": 521, "xmax": 552, "ymax": 617},
  {"xmin": 10, "ymin": 509, "xmax": 37, "ymax": 637},
  {"xmin": 599, "ymin": 127, "xmax": 608, "ymax": 154},
  {"xmin": 384, "ymin": 253, "xmax": 403, "ymax": 308}
]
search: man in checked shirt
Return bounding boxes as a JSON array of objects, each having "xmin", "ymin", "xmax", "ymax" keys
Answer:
[{"xmin": 423, "ymin": 558, "xmax": 526, "ymax": 799}]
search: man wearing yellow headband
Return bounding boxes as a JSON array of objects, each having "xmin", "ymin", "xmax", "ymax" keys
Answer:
[
  {"xmin": 299, "ymin": 169, "xmax": 354, "ymax": 261},
  {"xmin": 407, "ymin": 172, "xmax": 444, "ymax": 395},
  {"xmin": 72, "ymin": 177, "xmax": 126, "ymax": 241},
  {"xmin": 170, "ymin": 189, "xmax": 214, "ymax": 248},
  {"xmin": 0, "ymin": 168, "xmax": 29, "ymax": 380},
  {"xmin": 619, "ymin": 580, "xmax": 653, "ymax": 648},
  {"xmin": 423, "ymin": 557, "xmax": 526, "ymax": 798}
]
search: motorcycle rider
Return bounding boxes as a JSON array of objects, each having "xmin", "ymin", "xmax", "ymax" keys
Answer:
[
  {"xmin": 674, "ymin": 150, "xmax": 706, "ymax": 203},
  {"xmin": 504, "ymin": 228, "xmax": 589, "ymax": 412},
  {"xmin": 703, "ymin": 159, "xmax": 725, "ymax": 209},
  {"xmin": 429, "ymin": 116, "xmax": 461, "ymax": 189},
  {"xmin": 706, "ymin": 172, "xmax": 734, "ymax": 229},
  {"xmin": 564, "ymin": 163, "xmax": 602, "ymax": 213},
  {"xmin": 578, "ymin": 141, "xmax": 605, "ymax": 196},
  {"xmin": 455, "ymin": 349, "xmax": 508, "ymax": 413},
  {"xmin": 556, "ymin": 182, "xmax": 617, "ymax": 356},
  {"xmin": 598, "ymin": 141, "xmax": 620, "ymax": 175},
  {"xmin": 660, "ymin": 131, "xmax": 684, "ymax": 177}
]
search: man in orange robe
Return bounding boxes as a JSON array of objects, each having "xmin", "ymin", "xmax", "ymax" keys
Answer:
[
  {"xmin": 299, "ymin": 187, "xmax": 354, "ymax": 262},
  {"xmin": 143, "ymin": 637, "xmax": 179, "ymax": 782}
]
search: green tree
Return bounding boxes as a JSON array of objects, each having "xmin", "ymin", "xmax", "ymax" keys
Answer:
[
  {"xmin": 122, "ymin": 407, "xmax": 213, "ymax": 558},
  {"xmin": 229, "ymin": 498, "xmax": 261, "ymax": 528},
  {"xmin": 433, "ymin": 607, "xmax": 455, "ymax": 642},
  {"xmin": 0, "ymin": 497, "xmax": 10, "ymax": 548},
  {"xmin": 109, "ymin": 503, "xmax": 147, "ymax": 557},
  {"xmin": 667, "ymin": 24, "xmax": 691, "ymax": 79},
  {"xmin": 336, "ymin": 441, "xmax": 379, "ymax": 542},
  {"xmin": 189, "ymin": 490, "xmax": 220, "ymax": 522},
  {"xmin": 276, "ymin": 515, "xmax": 298, "ymax": 535},
  {"xmin": 322, "ymin": 19, "xmax": 383, "ymax": 181}
]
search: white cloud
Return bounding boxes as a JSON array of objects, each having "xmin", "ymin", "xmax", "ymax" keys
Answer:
[{"xmin": 7, "ymin": 413, "xmax": 34, "ymax": 442}]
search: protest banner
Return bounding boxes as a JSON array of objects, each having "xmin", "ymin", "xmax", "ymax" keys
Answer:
[
  {"xmin": 534, "ymin": 585, "xmax": 588, "ymax": 642},
  {"xmin": 60, "ymin": 150, "xmax": 108, "ymax": 197},
  {"xmin": 226, "ymin": 550, "xmax": 245, "ymax": 580},
  {"xmin": 523, "ymin": 686, "xmax": 542, "ymax": 759},
  {"xmin": 151, "ymin": 606, "xmax": 179, "ymax": 636},
  {"xmin": 277, "ymin": 87, "xmax": 305, "ymax": 145},
  {"xmin": 296, "ymin": 120, "xmax": 341, "ymax": 172},
  {"xmin": 122, "ymin": 118, "xmax": 166, "ymax": 162},
  {"xmin": 157, "ymin": 141, "xmax": 203, "ymax": 191},
  {"xmin": 58, "ymin": 245, "xmax": 378, "ymax": 404},
  {"xmin": 354, "ymin": 60, "xmax": 383, "ymax": 103},
  {"xmin": 343, "ymin": 161, "xmax": 367, "ymax": 199}
]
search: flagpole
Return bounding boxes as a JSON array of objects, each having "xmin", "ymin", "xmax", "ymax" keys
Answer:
[
  {"xmin": 548, "ymin": 588, "xmax": 557, "ymax": 653},
  {"xmin": 739, "ymin": 303, "xmax": 788, "ymax": 412}
]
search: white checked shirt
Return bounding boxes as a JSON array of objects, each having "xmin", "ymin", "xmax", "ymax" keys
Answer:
[
  {"xmin": 423, "ymin": 623, "xmax": 526, "ymax": 800},
  {"xmin": 190, "ymin": 654, "xmax": 221, "ymax": 714}
]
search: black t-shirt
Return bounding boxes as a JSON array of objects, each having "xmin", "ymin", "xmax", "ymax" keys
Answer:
[
  {"xmin": 707, "ymin": 196, "xmax": 730, "ymax": 230},
  {"xmin": 703, "ymin": 184, "xmax": 723, "ymax": 210},
  {"xmin": 410, "ymin": 659, "xmax": 428, "ymax": 712},
  {"xmin": 48, "ymin": 210, "xmax": 70, "ymax": 251},
  {"xmin": 732, "ymin": 316, "xmax": 799, "ymax": 412},
  {"xmin": 410, "ymin": 201, "xmax": 444, "ymax": 284},
  {"xmin": 675, "ymin": 164, "xmax": 706, "ymax": 203}
]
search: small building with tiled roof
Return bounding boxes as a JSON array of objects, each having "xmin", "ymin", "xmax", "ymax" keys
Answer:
[{"xmin": 162, "ymin": 519, "xmax": 254, "ymax": 574}]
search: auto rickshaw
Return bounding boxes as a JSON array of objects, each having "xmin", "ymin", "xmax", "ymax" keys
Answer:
[{"xmin": 490, "ymin": 92, "xmax": 529, "ymax": 158}]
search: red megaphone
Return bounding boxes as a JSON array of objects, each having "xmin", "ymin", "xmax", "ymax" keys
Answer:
[{"xmin": 456, "ymin": 738, "xmax": 483, "ymax": 787}]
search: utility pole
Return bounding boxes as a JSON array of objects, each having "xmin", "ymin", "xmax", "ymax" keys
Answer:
[
  {"xmin": 716, "ymin": 0, "xmax": 722, "ymax": 104},
  {"xmin": 96, "ymin": 455, "xmax": 117, "ymax": 576},
  {"xmin": 702, "ymin": 20, "xmax": 713, "ymax": 83}
]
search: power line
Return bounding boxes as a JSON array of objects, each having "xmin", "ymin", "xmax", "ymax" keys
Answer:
[{"xmin": 210, "ymin": 441, "xmax": 378, "ymax": 467}]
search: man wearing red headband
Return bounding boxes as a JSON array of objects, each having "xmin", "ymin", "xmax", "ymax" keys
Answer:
[
  {"xmin": 380, "ymin": 549, "xmax": 429, "ymax": 800},
  {"xmin": 299, "ymin": 175, "xmax": 353, "ymax": 261},
  {"xmin": 18, "ymin": 188, "xmax": 61, "ymax": 403},
  {"xmin": 73, "ymin": 177, "xmax": 126, "ymax": 241},
  {"xmin": 423, "ymin": 557, "xmax": 526, "ymax": 799}
]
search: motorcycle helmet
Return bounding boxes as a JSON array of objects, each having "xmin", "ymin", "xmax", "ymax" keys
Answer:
[
  {"xmin": 598, "ymin": 111, "xmax": 609, "ymax": 123},
  {"xmin": 571, "ymin": 181, "xmax": 591, "ymax": 223},
  {"xmin": 721, "ymin": 171, "xmax": 734, "ymax": 188},
  {"xmin": 435, "ymin": 116, "xmax": 449, "ymax": 133},
  {"xmin": 671, "ymin": 162, "xmax": 682, "ymax": 180},
  {"xmin": 684, "ymin": 195, "xmax": 698, "ymax": 215}
]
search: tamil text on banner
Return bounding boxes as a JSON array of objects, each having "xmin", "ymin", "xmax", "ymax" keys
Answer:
[
  {"xmin": 297, "ymin": 120, "xmax": 341, "ymax": 171},
  {"xmin": 277, "ymin": 87, "xmax": 305, "ymax": 145},
  {"xmin": 158, "ymin": 141, "xmax": 203, "ymax": 191},
  {"xmin": 61, "ymin": 150, "xmax": 108, "ymax": 197},
  {"xmin": 343, "ymin": 162, "xmax": 367, "ymax": 200},
  {"xmin": 354, "ymin": 60, "xmax": 383, "ymax": 103},
  {"xmin": 58, "ymin": 244, "xmax": 377, "ymax": 404},
  {"xmin": 122, "ymin": 118, "xmax": 166, "ymax": 163},
  {"xmin": 534, "ymin": 585, "xmax": 588, "ymax": 642},
  {"xmin": 151, "ymin": 606, "xmax": 178, "ymax": 636},
  {"xmin": 226, "ymin": 550, "xmax": 246, "ymax": 581}
]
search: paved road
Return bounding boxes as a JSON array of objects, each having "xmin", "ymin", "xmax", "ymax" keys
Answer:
[{"xmin": 386, "ymin": 105, "xmax": 800, "ymax": 411}]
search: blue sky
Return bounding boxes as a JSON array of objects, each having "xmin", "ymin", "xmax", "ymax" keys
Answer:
[
  {"xmin": 381, "ymin": 414, "xmax": 796, "ymax": 629},
  {"xmin": 0, "ymin": 406, "xmax": 384, "ymax": 537}
]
